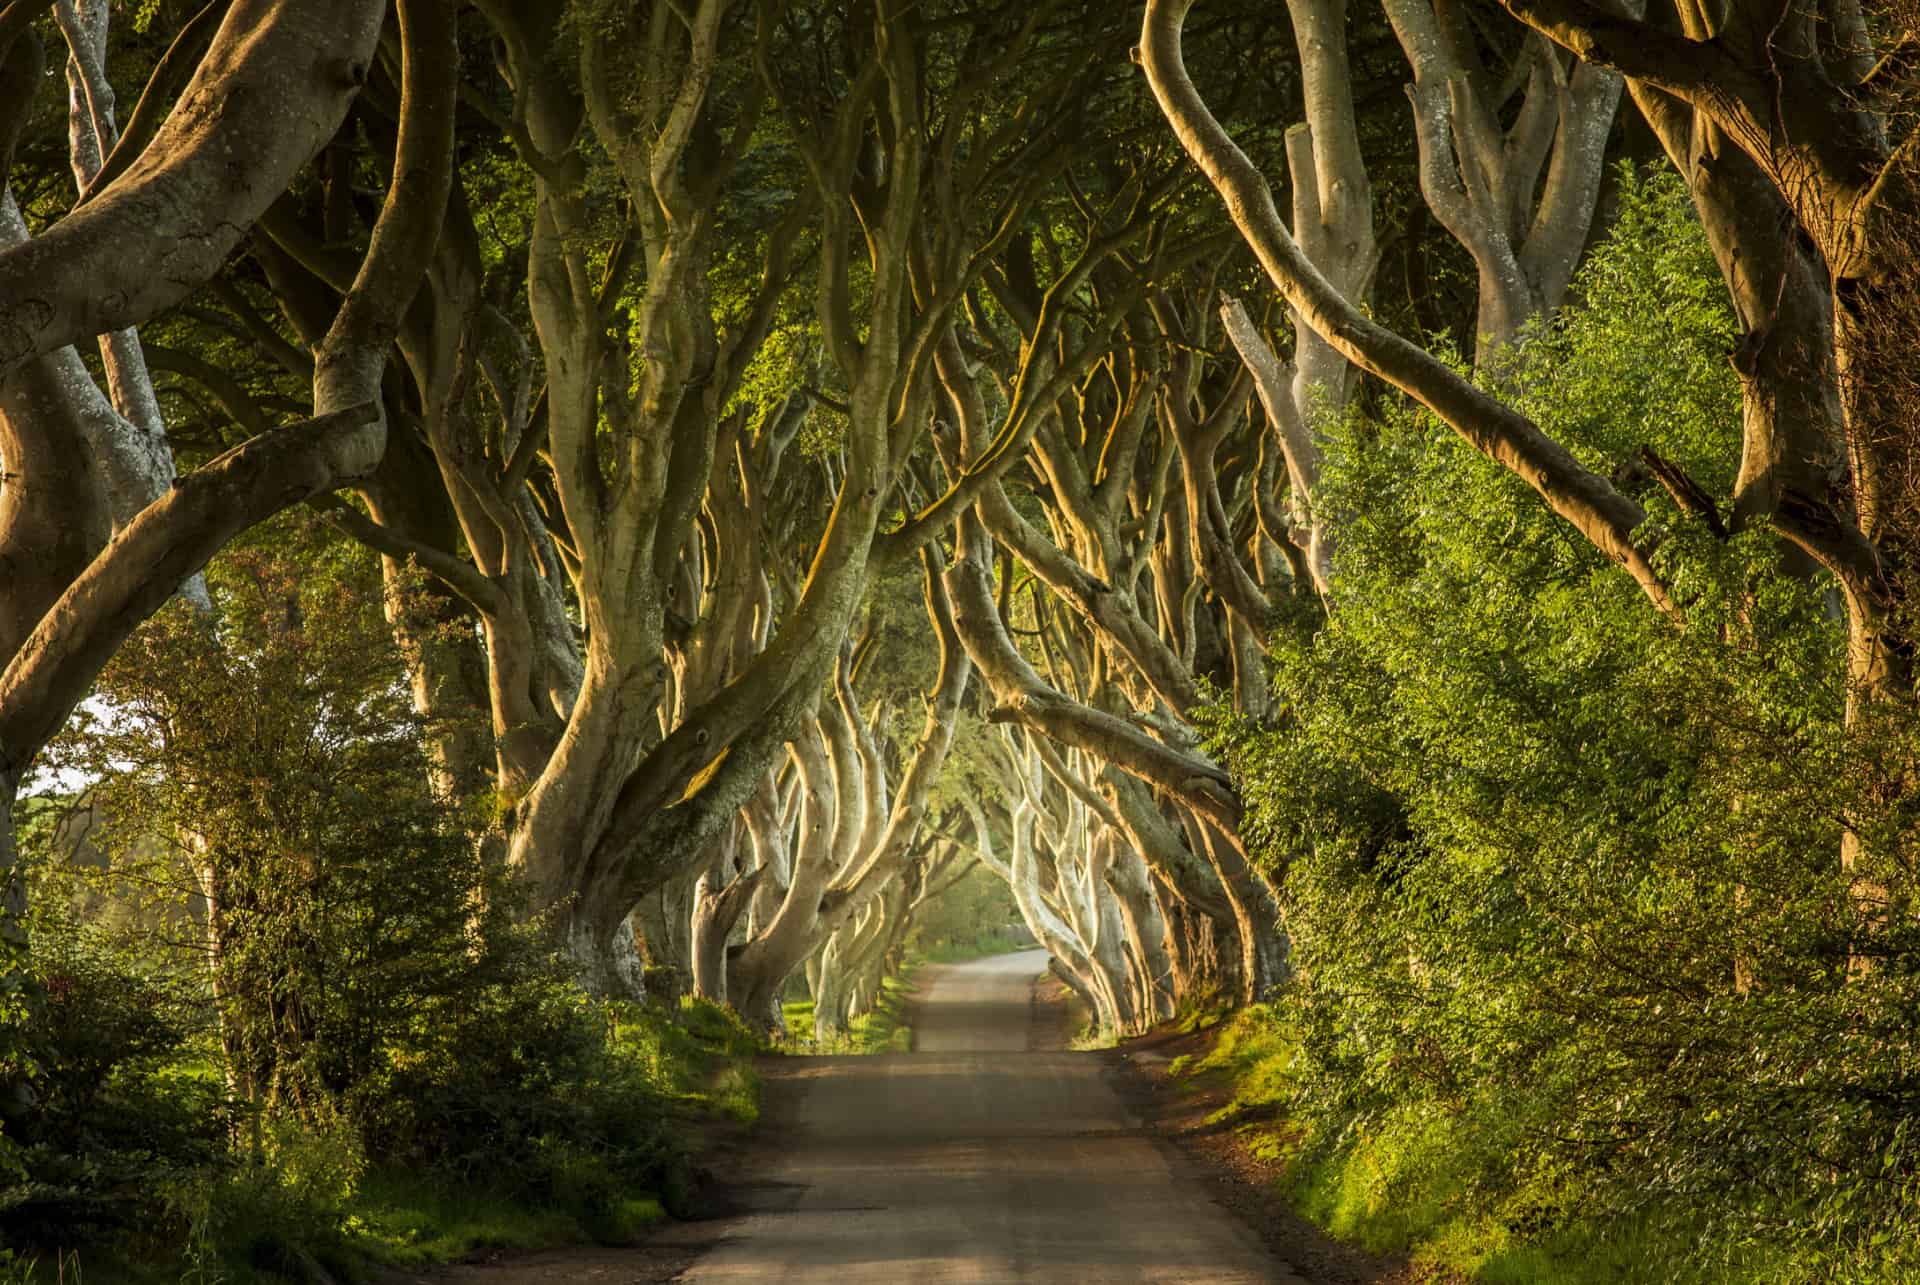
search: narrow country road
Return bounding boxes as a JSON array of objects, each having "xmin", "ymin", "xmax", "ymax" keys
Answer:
[{"xmin": 678, "ymin": 950, "xmax": 1293, "ymax": 1283}]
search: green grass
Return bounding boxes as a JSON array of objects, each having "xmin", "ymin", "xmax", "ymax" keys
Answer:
[
  {"xmin": 1, "ymin": 1180, "xmax": 672, "ymax": 1285},
  {"xmin": 345, "ymin": 1168, "xmax": 666, "ymax": 1267},
  {"xmin": 1069, "ymin": 1017, "xmax": 1117, "ymax": 1050},
  {"xmin": 1189, "ymin": 1003, "xmax": 1295, "ymax": 1121},
  {"xmin": 1286, "ymin": 1126, "xmax": 1796, "ymax": 1285},
  {"xmin": 778, "ymin": 969, "xmax": 920, "ymax": 1054},
  {"xmin": 619, "ymin": 994, "xmax": 763, "ymax": 1124},
  {"xmin": 1164, "ymin": 1008, "xmax": 1879, "ymax": 1285}
]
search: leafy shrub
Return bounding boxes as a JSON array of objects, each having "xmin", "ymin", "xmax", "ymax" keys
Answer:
[
  {"xmin": 182, "ymin": 1112, "xmax": 367, "ymax": 1280},
  {"xmin": 0, "ymin": 927, "xmax": 226, "ymax": 1251},
  {"xmin": 49, "ymin": 545, "xmax": 503, "ymax": 1123},
  {"xmin": 1209, "ymin": 169, "xmax": 1920, "ymax": 1276},
  {"xmin": 3, "ymin": 533, "xmax": 741, "ymax": 1268},
  {"xmin": 3, "ymin": 889, "xmax": 733, "ymax": 1267},
  {"xmin": 367, "ymin": 946, "xmax": 694, "ymax": 1219}
]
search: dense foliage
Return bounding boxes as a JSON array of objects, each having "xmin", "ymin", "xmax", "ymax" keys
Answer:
[
  {"xmin": 2, "ymin": 0, "xmax": 1916, "ymax": 1277},
  {"xmin": 1210, "ymin": 173, "xmax": 1920, "ymax": 1278},
  {"xmin": 0, "ymin": 530, "xmax": 754, "ymax": 1277}
]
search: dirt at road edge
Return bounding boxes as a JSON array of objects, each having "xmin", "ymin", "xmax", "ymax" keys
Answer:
[
  {"xmin": 393, "ymin": 969, "xmax": 1450, "ymax": 1285},
  {"xmin": 1102, "ymin": 1022, "xmax": 1457, "ymax": 1285}
]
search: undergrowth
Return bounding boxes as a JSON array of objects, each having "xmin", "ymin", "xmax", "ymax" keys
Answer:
[
  {"xmin": 1188, "ymin": 174, "xmax": 1920, "ymax": 1285},
  {"xmin": 1170, "ymin": 1006, "xmax": 1918, "ymax": 1284},
  {"xmin": 1, "ymin": 984, "xmax": 763, "ymax": 1283}
]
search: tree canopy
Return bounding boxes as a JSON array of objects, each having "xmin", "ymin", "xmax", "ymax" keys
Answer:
[{"xmin": 2, "ymin": 0, "xmax": 1918, "ymax": 1277}]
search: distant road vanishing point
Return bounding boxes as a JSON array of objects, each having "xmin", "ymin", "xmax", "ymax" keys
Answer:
[{"xmin": 679, "ymin": 949, "xmax": 1297, "ymax": 1283}]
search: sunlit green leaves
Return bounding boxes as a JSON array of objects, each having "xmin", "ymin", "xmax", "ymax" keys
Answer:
[{"xmin": 1208, "ymin": 167, "xmax": 1920, "ymax": 1274}]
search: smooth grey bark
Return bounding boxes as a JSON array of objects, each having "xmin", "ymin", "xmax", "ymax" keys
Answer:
[
  {"xmin": 0, "ymin": 0, "xmax": 389, "ymax": 374},
  {"xmin": 1100, "ymin": 767, "xmax": 1236, "ymax": 929},
  {"xmin": 934, "ymin": 299, "xmax": 1268, "ymax": 1016},
  {"xmin": 1072, "ymin": 836, "xmax": 1140, "ymax": 1033},
  {"xmin": 1386, "ymin": 0, "xmax": 1633, "ymax": 362},
  {"xmin": 1282, "ymin": 0, "xmax": 1377, "ymax": 420},
  {"xmin": 965, "ymin": 731, "xmax": 1173, "ymax": 1038},
  {"xmin": 631, "ymin": 875, "xmax": 697, "ymax": 1002},
  {"xmin": 1179, "ymin": 808, "xmax": 1290, "ymax": 1005},
  {"xmin": 935, "ymin": 335, "xmax": 1241, "ymax": 838},
  {"xmin": 797, "ymin": 555, "xmax": 976, "ymax": 955},
  {"xmin": 969, "ymin": 795, "xmax": 1117, "ymax": 1036},
  {"xmin": 730, "ymin": 558, "xmax": 975, "ymax": 1026},
  {"xmin": 428, "ymin": 2, "xmax": 937, "ymax": 988},
  {"xmin": 936, "ymin": 322, "xmax": 1204, "ymax": 720},
  {"xmin": 1628, "ymin": 83, "xmax": 1840, "ymax": 565},
  {"xmin": 1017, "ymin": 736, "xmax": 1133, "ymax": 1034},
  {"xmin": 1140, "ymin": 0, "xmax": 1675, "ymax": 615},
  {"xmin": 728, "ymin": 719, "xmax": 838, "ymax": 1027},
  {"xmin": 1102, "ymin": 833, "xmax": 1179, "ymax": 1023},
  {"xmin": 811, "ymin": 924, "xmax": 855, "ymax": 1038},
  {"xmin": 49, "ymin": 4, "xmax": 198, "ymax": 610},
  {"xmin": 0, "ymin": 195, "xmax": 115, "ymax": 663},
  {"xmin": 0, "ymin": 192, "xmax": 184, "ymax": 590},
  {"xmin": 943, "ymin": 517, "xmax": 1240, "ymax": 836},
  {"xmin": 814, "ymin": 877, "xmax": 913, "ymax": 1041},
  {"xmin": 743, "ymin": 766, "xmax": 798, "ymax": 941},
  {"xmin": 1220, "ymin": 296, "xmax": 1331, "ymax": 597},
  {"xmin": 690, "ymin": 833, "xmax": 763, "ymax": 1002}
]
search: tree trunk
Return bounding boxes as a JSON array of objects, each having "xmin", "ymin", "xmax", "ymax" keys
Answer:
[
  {"xmin": 1185, "ymin": 814, "xmax": 1290, "ymax": 1005},
  {"xmin": 1386, "ymin": 0, "xmax": 1631, "ymax": 363},
  {"xmin": 1140, "ymin": 0, "xmax": 1677, "ymax": 615},
  {"xmin": 1283, "ymin": 0, "xmax": 1377, "ymax": 414},
  {"xmin": 629, "ymin": 878, "xmax": 696, "ymax": 1003},
  {"xmin": 691, "ymin": 841, "xmax": 763, "ymax": 1002},
  {"xmin": 728, "ymin": 721, "xmax": 839, "ymax": 1028},
  {"xmin": 1105, "ymin": 839, "xmax": 1179, "ymax": 1024}
]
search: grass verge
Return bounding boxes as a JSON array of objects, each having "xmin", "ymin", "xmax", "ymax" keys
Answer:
[
  {"xmin": 344, "ymin": 1168, "xmax": 668, "ymax": 1268},
  {"xmin": 1162, "ymin": 1006, "xmax": 1876, "ymax": 1285},
  {"xmin": 779, "ymin": 968, "xmax": 919, "ymax": 1054}
]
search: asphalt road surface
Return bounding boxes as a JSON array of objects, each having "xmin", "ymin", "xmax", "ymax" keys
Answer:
[{"xmin": 678, "ymin": 949, "xmax": 1294, "ymax": 1283}]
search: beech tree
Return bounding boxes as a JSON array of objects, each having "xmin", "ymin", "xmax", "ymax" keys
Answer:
[
  {"xmin": 1387, "ymin": 0, "xmax": 1633, "ymax": 362},
  {"xmin": 1141, "ymin": 0, "xmax": 1918, "ymax": 950},
  {"xmin": 960, "ymin": 728, "xmax": 1180, "ymax": 1036},
  {"xmin": 16, "ymin": 0, "xmax": 1882, "ymax": 1049},
  {"xmin": 0, "ymin": 0, "xmax": 455, "ymax": 960},
  {"xmin": 935, "ymin": 297, "xmax": 1291, "ymax": 1003},
  {"xmin": 723, "ymin": 553, "xmax": 974, "ymax": 1029},
  {"xmin": 903, "ymin": 0, "xmax": 1646, "ymax": 1018},
  {"xmin": 209, "ymin": 0, "xmax": 1189, "ymax": 1000},
  {"xmin": 636, "ymin": 554, "xmax": 979, "ymax": 1033},
  {"xmin": 1487, "ymin": 0, "xmax": 1920, "ymax": 814}
]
